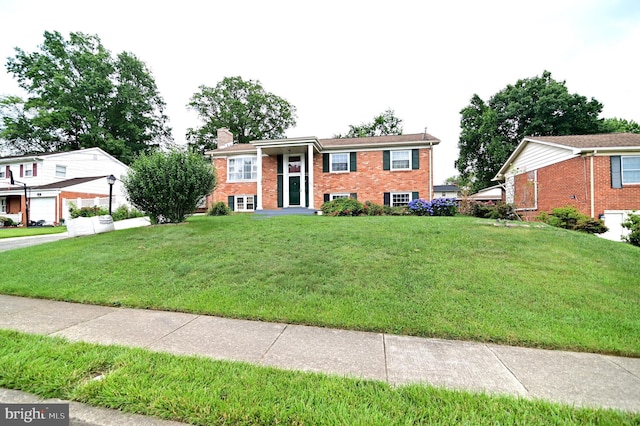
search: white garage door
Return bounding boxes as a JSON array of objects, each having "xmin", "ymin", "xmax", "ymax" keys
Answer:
[{"xmin": 29, "ymin": 197, "xmax": 56, "ymax": 224}]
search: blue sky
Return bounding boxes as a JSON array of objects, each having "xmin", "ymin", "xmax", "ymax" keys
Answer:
[{"xmin": 1, "ymin": 0, "xmax": 638, "ymax": 183}]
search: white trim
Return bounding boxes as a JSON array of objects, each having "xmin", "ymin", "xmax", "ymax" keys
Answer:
[
  {"xmin": 256, "ymin": 147, "xmax": 263, "ymax": 210},
  {"xmin": 234, "ymin": 194, "xmax": 255, "ymax": 212},
  {"xmin": 329, "ymin": 152, "xmax": 349, "ymax": 173},
  {"xmin": 307, "ymin": 144, "xmax": 315, "ymax": 209},
  {"xmin": 330, "ymin": 193, "xmax": 351, "ymax": 200},
  {"xmin": 390, "ymin": 150, "xmax": 411, "ymax": 171},
  {"xmin": 227, "ymin": 155, "xmax": 258, "ymax": 182},
  {"xmin": 391, "ymin": 192, "xmax": 411, "ymax": 207}
]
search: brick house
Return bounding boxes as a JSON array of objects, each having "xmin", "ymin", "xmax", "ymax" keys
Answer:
[
  {"xmin": 493, "ymin": 133, "xmax": 640, "ymax": 240},
  {"xmin": 207, "ymin": 129, "xmax": 440, "ymax": 212},
  {"xmin": 1, "ymin": 148, "xmax": 129, "ymax": 226}
]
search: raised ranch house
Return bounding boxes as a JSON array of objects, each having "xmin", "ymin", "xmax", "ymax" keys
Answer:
[
  {"xmin": 0, "ymin": 148, "xmax": 129, "ymax": 226},
  {"xmin": 494, "ymin": 133, "xmax": 640, "ymax": 240},
  {"xmin": 207, "ymin": 129, "xmax": 440, "ymax": 212}
]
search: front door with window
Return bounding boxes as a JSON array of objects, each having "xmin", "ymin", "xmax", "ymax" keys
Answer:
[{"xmin": 289, "ymin": 176, "xmax": 300, "ymax": 206}]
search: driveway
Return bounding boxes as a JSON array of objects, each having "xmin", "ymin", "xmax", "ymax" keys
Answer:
[{"xmin": 0, "ymin": 233, "xmax": 71, "ymax": 252}]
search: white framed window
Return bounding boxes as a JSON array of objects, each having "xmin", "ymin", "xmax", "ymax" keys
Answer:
[
  {"xmin": 392, "ymin": 192, "xmax": 411, "ymax": 207},
  {"xmin": 55, "ymin": 165, "xmax": 67, "ymax": 178},
  {"xmin": 330, "ymin": 193, "xmax": 350, "ymax": 200},
  {"xmin": 23, "ymin": 163, "xmax": 33, "ymax": 177},
  {"xmin": 622, "ymin": 156, "xmax": 640, "ymax": 184},
  {"xmin": 330, "ymin": 153, "xmax": 349, "ymax": 172},
  {"xmin": 391, "ymin": 150, "xmax": 410, "ymax": 170},
  {"xmin": 235, "ymin": 195, "xmax": 255, "ymax": 212},
  {"xmin": 228, "ymin": 156, "xmax": 257, "ymax": 182},
  {"xmin": 0, "ymin": 198, "xmax": 6, "ymax": 213},
  {"xmin": 0, "ymin": 170, "xmax": 5, "ymax": 179}
]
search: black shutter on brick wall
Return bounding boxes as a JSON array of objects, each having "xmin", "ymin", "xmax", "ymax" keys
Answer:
[
  {"xmin": 412, "ymin": 192, "xmax": 419, "ymax": 200},
  {"xmin": 277, "ymin": 155, "xmax": 283, "ymax": 174},
  {"xmin": 277, "ymin": 176, "xmax": 283, "ymax": 207},
  {"xmin": 324, "ymin": 194, "xmax": 330, "ymax": 202},
  {"xmin": 254, "ymin": 194, "xmax": 258, "ymax": 209},
  {"xmin": 350, "ymin": 152, "xmax": 357, "ymax": 172},
  {"xmin": 350, "ymin": 193, "xmax": 357, "ymax": 199},
  {"xmin": 412, "ymin": 149, "xmax": 419, "ymax": 170},
  {"xmin": 383, "ymin": 151, "xmax": 390, "ymax": 170},
  {"xmin": 611, "ymin": 156, "xmax": 622, "ymax": 189},
  {"xmin": 228, "ymin": 195, "xmax": 235, "ymax": 211},
  {"xmin": 383, "ymin": 192, "xmax": 390, "ymax": 206},
  {"xmin": 323, "ymin": 153, "xmax": 329, "ymax": 172}
]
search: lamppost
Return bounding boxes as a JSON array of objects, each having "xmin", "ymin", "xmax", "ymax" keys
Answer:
[{"xmin": 106, "ymin": 174, "xmax": 116, "ymax": 216}]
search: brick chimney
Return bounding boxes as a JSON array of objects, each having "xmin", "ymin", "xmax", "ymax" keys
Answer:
[{"xmin": 217, "ymin": 128, "xmax": 234, "ymax": 148}]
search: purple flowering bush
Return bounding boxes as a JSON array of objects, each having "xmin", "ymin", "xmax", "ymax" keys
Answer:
[{"xmin": 407, "ymin": 198, "xmax": 458, "ymax": 216}]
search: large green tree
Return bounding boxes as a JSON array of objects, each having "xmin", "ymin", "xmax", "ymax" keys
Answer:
[
  {"xmin": 600, "ymin": 117, "xmax": 640, "ymax": 133},
  {"xmin": 187, "ymin": 76, "xmax": 297, "ymax": 152},
  {"xmin": 1, "ymin": 31, "xmax": 171, "ymax": 163},
  {"xmin": 456, "ymin": 71, "xmax": 603, "ymax": 193},
  {"xmin": 334, "ymin": 108, "xmax": 403, "ymax": 138}
]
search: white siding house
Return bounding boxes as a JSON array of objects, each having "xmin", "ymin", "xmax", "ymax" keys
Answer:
[{"xmin": 1, "ymin": 148, "xmax": 129, "ymax": 226}]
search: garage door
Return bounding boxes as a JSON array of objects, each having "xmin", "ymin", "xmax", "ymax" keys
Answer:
[{"xmin": 29, "ymin": 197, "xmax": 56, "ymax": 224}]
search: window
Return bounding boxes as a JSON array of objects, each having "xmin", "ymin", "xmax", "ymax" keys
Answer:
[
  {"xmin": 622, "ymin": 156, "xmax": 640, "ymax": 184},
  {"xmin": 330, "ymin": 153, "xmax": 349, "ymax": 172},
  {"xmin": 23, "ymin": 163, "xmax": 33, "ymax": 177},
  {"xmin": 0, "ymin": 198, "xmax": 6, "ymax": 213},
  {"xmin": 331, "ymin": 193, "xmax": 350, "ymax": 200},
  {"xmin": 391, "ymin": 150, "xmax": 410, "ymax": 170},
  {"xmin": 392, "ymin": 192, "xmax": 411, "ymax": 207},
  {"xmin": 228, "ymin": 156, "xmax": 257, "ymax": 181},
  {"xmin": 0, "ymin": 170, "xmax": 4, "ymax": 179},
  {"xmin": 55, "ymin": 165, "xmax": 67, "ymax": 178},
  {"xmin": 236, "ymin": 195, "xmax": 255, "ymax": 212}
]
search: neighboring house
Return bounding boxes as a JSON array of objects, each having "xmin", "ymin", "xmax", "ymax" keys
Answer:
[
  {"xmin": 0, "ymin": 148, "xmax": 129, "ymax": 226},
  {"xmin": 466, "ymin": 185, "xmax": 505, "ymax": 203},
  {"xmin": 207, "ymin": 128, "xmax": 440, "ymax": 211},
  {"xmin": 493, "ymin": 133, "xmax": 640, "ymax": 240},
  {"xmin": 433, "ymin": 184, "xmax": 459, "ymax": 199}
]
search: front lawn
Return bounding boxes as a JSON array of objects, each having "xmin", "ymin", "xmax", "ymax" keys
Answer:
[
  {"xmin": 0, "ymin": 215, "xmax": 638, "ymax": 356},
  {"xmin": 0, "ymin": 225, "xmax": 67, "ymax": 238},
  {"xmin": 1, "ymin": 330, "xmax": 635, "ymax": 425}
]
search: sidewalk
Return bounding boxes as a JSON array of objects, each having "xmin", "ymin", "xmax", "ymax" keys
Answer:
[{"xmin": 0, "ymin": 294, "xmax": 638, "ymax": 421}]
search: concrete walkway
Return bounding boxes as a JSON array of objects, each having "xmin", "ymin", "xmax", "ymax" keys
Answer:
[{"xmin": 0, "ymin": 295, "xmax": 638, "ymax": 423}]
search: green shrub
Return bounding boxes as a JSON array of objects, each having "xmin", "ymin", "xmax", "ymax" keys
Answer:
[
  {"xmin": 0, "ymin": 216, "xmax": 15, "ymax": 226},
  {"xmin": 123, "ymin": 149, "xmax": 217, "ymax": 224},
  {"xmin": 207, "ymin": 201, "xmax": 230, "ymax": 216},
  {"xmin": 538, "ymin": 206, "xmax": 607, "ymax": 234},
  {"xmin": 622, "ymin": 212, "xmax": 640, "ymax": 246},
  {"xmin": 111, "ymin": 205, "xmax": 145, "ymax": 222},
  {"xmin": 363, "ymin": 201, "xmax": 385, "ymax": 216},
  {"xmin": 321, "ymin": 197, "xmax": 364, "ymax": 216},
  {"xmin": 460, "ymin": 200, "xmax": 517, "ymax": 220},
  {"xmin": 68, "ymin": 203, "xmax": 108, "ymax": 219},
  {"xmin": 383, "ymin": 205, "xmax": 407, "ymax": 216}
]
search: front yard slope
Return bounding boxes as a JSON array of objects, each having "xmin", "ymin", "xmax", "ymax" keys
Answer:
[{"xmin": 1, "ymin": 215, "xmax": 638, "ymax": 356}]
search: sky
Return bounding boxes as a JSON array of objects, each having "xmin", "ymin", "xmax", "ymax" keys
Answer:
[{"xmin": 1, "ymin": 0, "xmax": 639, "ymax": 183}]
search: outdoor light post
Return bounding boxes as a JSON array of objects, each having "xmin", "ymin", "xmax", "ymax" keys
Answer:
[{"xmin": 106, "ymin": 174, "xmax": 116, "ymax": 216}]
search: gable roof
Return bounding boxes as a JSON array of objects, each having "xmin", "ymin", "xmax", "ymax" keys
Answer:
[
  {"xmin": 0, "ymin": 147, "xmax": 129, "ymax": 169},
  {"xmin": 495, "ymin": 133, "xmax": 640, "ymax": 179},
  {"xmin": 208, "ymin": 132, "xmax": 440, "ymax": 156},
  {"xmin": 433, "ymin": 185, "xmax": 458, "ymax": 192}
]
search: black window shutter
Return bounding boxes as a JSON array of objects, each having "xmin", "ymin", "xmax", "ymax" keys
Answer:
[
  {"xmin": 611, "ymin": 156, "xmax": 622, "ymax": 188},
  {"xmin": 383, "ymin": 151, "xmax": 390, "ymax": 170},
  {"xmin": 324, "ymin": 194, "xmax": 330, "ymax": 202},
  {"xmin": 383, "ymin": 192, "xmax": 390, "ymax": 206},
  {"xmin": 350, "ymin": 193, "xmax": 357, "ymax": 199},
  {"xmin": 254, "ymin": 194, "xmax": 258, "ymax": 209},
  {"xmin": 412, "ymin": 149, "xmax": 419, "ymax": 169},
  {"xmin": 277, "ymin": 155, "xmax": 283, "ymax": 174},
  {"xmin": 277, "ymin": 176, "xmax": 283, "ymax": 207},
  {"xmin": 228, "ymin": 195, "xmax": 235, "ymax": 211},
  {"xmin": 323, "ymin": 153, "xmax": 329, "ymax": 172},
  {"xmin": 412, "ymin": 192, "xmax": 419, "ymax": 200},
  {"xmin": 350, "ymin": 152, "xmax": 357, "ymax": 172}
]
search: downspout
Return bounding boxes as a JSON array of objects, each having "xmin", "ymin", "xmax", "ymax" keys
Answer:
[
  {"xmin": 590, "ymin": 151, "xmax": 596, "ymax": 218},
  {"xmin": 429, "ymin": 141, "xmax": 433, "ymax": 200}
]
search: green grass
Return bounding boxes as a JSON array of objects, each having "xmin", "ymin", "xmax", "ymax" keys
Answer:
[
  {"xmin": 0, "ymin": 330, "xmax": 636, "ymax": 425},
  {"xmin": 0, "ymin": 226, "xmax": 66, "ymax": 238},
  {"xmin": 1, "ymin": 215, "xmax": 639, "ymax": 356}
]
